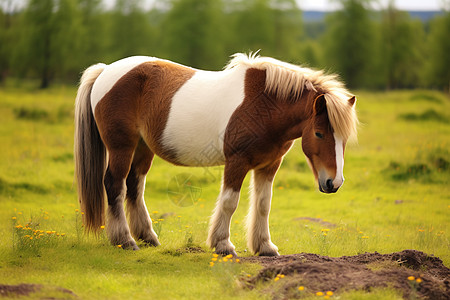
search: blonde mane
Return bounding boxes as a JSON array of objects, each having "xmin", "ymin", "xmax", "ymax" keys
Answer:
[{"xmin": 226, "ymin": 53, "xmax": 358, "ymax": 141}]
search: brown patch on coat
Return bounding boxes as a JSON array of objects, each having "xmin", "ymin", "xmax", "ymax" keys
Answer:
[
  {"xmin": 94, "ymin": 61, "xmax": 195, "ymax": 164},
  {"xmin": 222, "ymin": 68, "xmax": 326, "ymax": 190}
]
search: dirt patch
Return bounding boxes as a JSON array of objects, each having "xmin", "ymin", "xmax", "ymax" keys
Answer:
[
  {"xmin": 0, "ymin": 283, "xmax": 76, "ymax": 299},
  {"xmin": 241, "ymin": 250, "xmax": 449, "ymax": 299},
  {"xmin": 294, "ymin": 217, "xmax": 337, "ymax": 228}
]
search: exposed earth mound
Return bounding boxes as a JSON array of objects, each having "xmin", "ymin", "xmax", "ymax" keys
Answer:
[
  {"xmin": 241, "ymin": 250, "xmax": 449, "ymax": 299},
  {"xmin": 0, "ymin": 284, "xmax": 76, "ymax": 299}
]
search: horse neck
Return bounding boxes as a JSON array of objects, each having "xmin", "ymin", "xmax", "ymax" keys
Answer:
[{"xmin": 274, "ymin": 89, "xmax": 318, "ymax": 141}]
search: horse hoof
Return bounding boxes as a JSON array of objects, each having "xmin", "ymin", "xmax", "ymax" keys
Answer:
[
  {"xmin": 141, "ymin": 239, "xmax": 161, "ymax": 247},
  {"xmin": 215, "ymin": 249, "xmax": 238, "ymax": 257},
  {"xmin": 121, "ymin": 241, "xmax": 140, "ymax": 251},
  {"xmin": 258, "ymin": 251, "xmax": 280, "ymax": 257}
]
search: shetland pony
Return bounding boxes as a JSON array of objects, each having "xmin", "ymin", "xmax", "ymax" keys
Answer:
[{"xmin": 74, "ymin": 53, "xmax": 358, "ymax": 256}]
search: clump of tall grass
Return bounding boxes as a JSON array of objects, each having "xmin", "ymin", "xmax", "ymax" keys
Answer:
[{"xmin": 11, "ymin": 209, "xmax": 66, "ymax": 255}]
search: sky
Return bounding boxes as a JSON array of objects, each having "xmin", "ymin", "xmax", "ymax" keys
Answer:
[
  {"xmin": 298, "ymin": 0, "xmax": 445, "ymax": 11},
  {"xmin": 1, "ymin": 0, "xmax": 447, "ymax": 13}
]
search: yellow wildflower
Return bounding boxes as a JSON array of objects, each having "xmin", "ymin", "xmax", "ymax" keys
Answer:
[
  {"xmin": 316, "ymin": 292, "xmax": 324, "ymax": 296},
  {"xmin": 212, "ymin": 253, "xmax": 219, "ymax": 258},
  {"xmin": 211, "ymin": 258, "xmax": 217, "ymax": 262},
  {"xmin": 100, "ymin": 225, "xmax": 105, "ymax": 229},
  {"xmin": 416, "ymin": 278, "xmax": 422, "ymax": 283},
  {"xmin": 407, "ymin": 276, "xmax": 415, "ymax": 281},
  {"xmin": 12, "ymin": 217, "xmax": 16, "ymax": 220},
  {"xmin": 326, "ymin": 291, "xmax": 333, "ymax": 296},
  {"xmin": 117, "ymin": 245, "xmax": 122, "ymax": 248},
  {"xmin": 235, "ymin": 259, "xmax": 240, "ymax": 263},
  {"xmin": 225, "ymin": 254, "xmax": 233, "ymax": 259},
  {"xmin": 209, "ymin": 261, "xmax": 214, "ymax": 267},
  {"xmin": 75, "ymin": 209, "xmax": 79, "ymax": 212},
  {"xmin": 274, "ymin": 277, "xmax": 279, "ymax": 282},
  {"xmin": 223, "ymin": 257, "xmax": 228, "ymax": 262},
  {"xmin": 298, "ymin": 286, "xmax": 305, "ymax": 291},
  {"xmin": 321, "ymin": 229, "xmax": 330, "ymax": 232},
  {"xmin": 15, "ymin": 225, "xmax": 23, "ymax": 229},
  {"xmin": 152, "ymin": 211, "xmax": 159, "ymax": 214},
  {"xmin": 362, "ymin": 236, "xmax": 369, "ymax": 239}
]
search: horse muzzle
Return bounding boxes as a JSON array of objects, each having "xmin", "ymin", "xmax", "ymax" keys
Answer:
[{"xmin": 318, "ymin": 178, "xmax": 341, "ymax": 194}]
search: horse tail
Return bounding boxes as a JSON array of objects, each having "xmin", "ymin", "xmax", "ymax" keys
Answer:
[{"xmin": 74, "ymin": 63, "xmax": 107, "ymax": 233}]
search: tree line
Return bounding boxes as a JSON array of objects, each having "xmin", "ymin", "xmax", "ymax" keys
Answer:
[{"xmin": 0, "ymin": 0, "xmax": 449, "ymax": 91}]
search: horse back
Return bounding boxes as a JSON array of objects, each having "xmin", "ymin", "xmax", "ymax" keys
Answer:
[{"xmin": 91, "ymin": 57, "xmax": 196, "ymax": 163}]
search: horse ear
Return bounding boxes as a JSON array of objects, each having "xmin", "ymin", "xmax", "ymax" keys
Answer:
[
  {"xmin": 348, "ymin": 96, "xmax": 356, "ymax": 106},
  {"xmin": 313, "ymin": 94, "xmax": 327, "ymax": 115}
]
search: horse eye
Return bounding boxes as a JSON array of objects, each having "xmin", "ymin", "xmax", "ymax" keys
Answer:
[{"xmin": 315, "ymin": 132, "xmax": 324, "ymax": 139}]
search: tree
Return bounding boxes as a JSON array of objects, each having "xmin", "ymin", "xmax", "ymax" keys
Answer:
[
  {"xmin": 427, "ymin": 9, "xmax": 450, "ymax": 92},
  {"xmin": 52, "ymin": 0, "xmax": 83, "ymax": 80},
  {"xmin": 380, "ymin": 1, "xmax": 425, "ymax": 89},
  {"xmin": 17, "ymin": 0, "xmax": 82, "ymax": 88},
  {"xmin": 20, "ymin": 0, "xmax": 55, "ymax": 88},
  {"xmin": 322, "ymin": 0, "xmax": 376, "ymax": 89},
  {"xmin": 161, "ymin": 0, "xmax": 226, "ymax": 69},
  {"xmin": 232, "ymin": 0, "xmax": 276, "ymax": 55},
  {"xmin": 108, "ymin": 0, "xmax": 155, "ymax": 62},
  {"xmin": 77, "ymin": 0, "xmax": 107, "ymax": 68},
  {"xmin": 0, "ymin": 6, "xmax": 10, "ymax": 82}
]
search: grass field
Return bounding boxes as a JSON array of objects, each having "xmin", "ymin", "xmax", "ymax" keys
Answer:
[{"xmin": 0, "ymin": 85, "xmax": 448, "ymax": 299}]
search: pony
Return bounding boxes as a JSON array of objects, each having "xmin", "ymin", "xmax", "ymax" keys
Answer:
[{"xmin": 74, "ymin": 53, "xmax": 358, "ymax": 256}]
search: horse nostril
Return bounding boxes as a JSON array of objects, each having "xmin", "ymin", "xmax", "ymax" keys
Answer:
[{"xmin": 326, "ymin": 179, "xmax": 333, "ymax": 191}]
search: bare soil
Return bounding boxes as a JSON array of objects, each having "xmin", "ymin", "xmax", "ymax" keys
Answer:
[
  {"xmin": 241, "ymin": 250, "xmax": 450, "ymax": 299},
  {"xmin": 0, "ymin": 283, "xmax": 76, "ymax": 299}
]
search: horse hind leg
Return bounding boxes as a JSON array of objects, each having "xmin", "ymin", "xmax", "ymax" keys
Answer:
[
  {"xmin": 104, "ymin": 146, "xmax": 139, "ymax": 250},
  {"xmin": 126, "ymin": 139, "xmax": 160, "ymax": 246}
]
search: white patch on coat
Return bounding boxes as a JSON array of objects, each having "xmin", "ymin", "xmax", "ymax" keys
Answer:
[
  {"xmin": 333, "ymin": 133, "xmax": 345, "ymax": 188},
  {"xmin": 162, "ymin": 65, "xmax": 247, "ymax": 166},
  {"xmin": 91, "ymin": 56, "xmax": 158, "ymax": 112}
]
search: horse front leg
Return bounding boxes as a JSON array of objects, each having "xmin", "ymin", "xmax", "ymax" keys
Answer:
[
  {"xmin": 247, "ymin": 160, "xmax": 282, "ymax": 256},
  {"xmin": 206, "ymin": 158, "xmax": 249, "ymax": 256}
]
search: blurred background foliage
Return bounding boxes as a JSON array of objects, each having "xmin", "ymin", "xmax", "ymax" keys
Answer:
[{"xmin": 0, "ymin": 0, "xmax": 449, "ymax": 91}]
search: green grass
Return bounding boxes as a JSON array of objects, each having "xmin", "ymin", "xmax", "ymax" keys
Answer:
[{"xmin": 0, "ymin": 85, "xmax": 448, "ymax": 299}]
